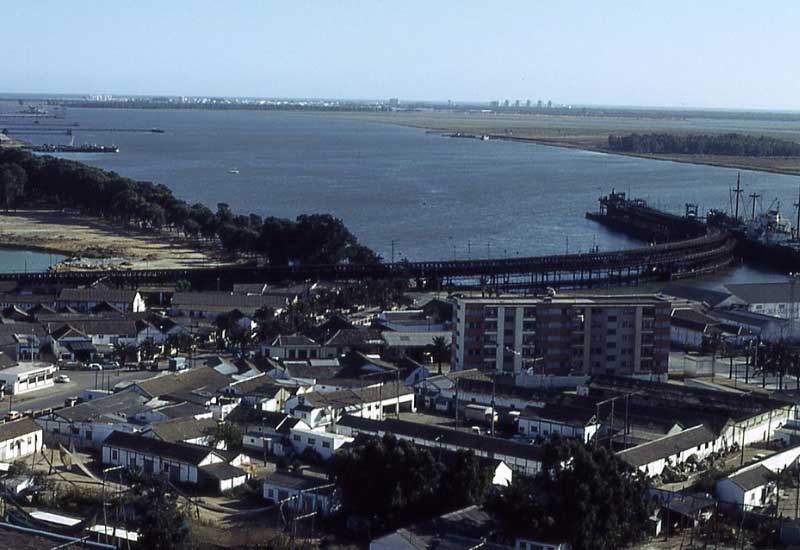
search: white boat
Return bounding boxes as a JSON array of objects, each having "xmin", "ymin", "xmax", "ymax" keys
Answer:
[{"xmin": 228, "ymin": 168, "xmax": 240, "ymax": 175}]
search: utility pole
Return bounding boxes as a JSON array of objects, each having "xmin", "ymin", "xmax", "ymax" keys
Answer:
[
  {"xmin": 490, "ymin": 373, "xmax": 496, "ymax": 436},
  {"xmin": 396, "ymin": 369, "xmax": 401, "ymax": 419},
  {"xmin": 454, "ymin": 377, "xmax": 460, "ymax": 428}
]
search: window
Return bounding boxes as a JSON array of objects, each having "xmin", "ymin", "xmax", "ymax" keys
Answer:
[
  {"xmin": 307, "ymin": 438, "xmax": 316, "ymax": 445},
  {"xmin": 111, "ymin": 450, "xmax": 118, "ymax": 460},
  {"xmin": 322, "ymin": 441, "xmax": 331, "ymax": 449},
  {"xmin": 293, "ymin": 434, "xmax": 301, "ymax": 442},
  {"xmin": 267, "ymin": 488, "xmax": 274, "ymax": 498}
]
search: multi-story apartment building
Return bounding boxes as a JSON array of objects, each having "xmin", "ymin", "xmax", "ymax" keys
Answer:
[{"xmin": 452, "ymin": 294, "xmax": 670, "ymax": 379}]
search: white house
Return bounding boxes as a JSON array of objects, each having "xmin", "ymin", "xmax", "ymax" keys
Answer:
[
  {"xmin": 263, "ymin": 471, "xmax": 338, "ymax": 515},
  {"xmin": 518, "ymin": 404, "xmax": 600, "ymax": 444},
  {"xmin": 616, "ymin": 424, "xmax": 720, "ymax": 477},
  {"xmin": 716, "ymin": 465, "xmax": 775, "ymax": 512},
  {"xmin": 102, "ymin": 430, "xmax": 225, "ymax": 485},
  {"xmin": 335, "ymin": 415, "xmax": 542, "ymax": 476},
  {"xmin": 0, "ymin": 418, "xmax": 43, "ymax": 462},
  {"xmin": 670, "ymin": 308, "xmax": 718, "ymax": 350},
  {"xmin": 170, "ymin": 291, "xmax": 287, "ymax": 319},
  {"xmin": 0, "ymin": 360, "xmax": 56, "ymax": 395},
  {"xmin": 263, "ymin": 334, "xmax": 331, "ymax": 361},
  {"xmin": 37, "ymin": 392, "xmax": 151, "ymax": 450},
  {"xmin": 144, "ymin": 417, "xmax": 222, "ymax": 449},
  {"xmin": 225, "ymin": 376, "xmax": 294, "ymax": 412},
  {"xmin": 285, "ymin": 384, "xmax": 416, "ymax": 429},
  {"xmin": 716, "ymin": 443, "xmax": 800, "ymax": 512},
  {"xmin": 725, "ymin": 282, "xmax": 800, "ymax": 320},
  {"xmin": 57, "ymin": 288, "xmax": 146, "ymax": 314},
  {"xmin": 287, "ymin": 427, "xmax": 353, "ymax": 460}
]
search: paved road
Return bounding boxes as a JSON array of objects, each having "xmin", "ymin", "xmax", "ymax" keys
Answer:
[{"xmin": 0, "ymin": 368, "xmax": 161, "ymax": 413}]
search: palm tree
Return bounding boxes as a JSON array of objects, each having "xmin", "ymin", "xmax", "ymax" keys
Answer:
[{"xmin": 430, "ymin": 335, "xmax": 450, "ymax": 376}]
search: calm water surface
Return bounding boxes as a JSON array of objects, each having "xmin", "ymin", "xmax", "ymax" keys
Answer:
[
  {"xmin": 0, "ymin": 249, "xmax": 63, "ymax": 273},
  {"xmin": 5, "ymin": 107, "xmax": 800, "ymax": 285}
]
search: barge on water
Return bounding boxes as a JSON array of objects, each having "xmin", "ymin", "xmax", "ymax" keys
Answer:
[{"xmin": 588, "ymin": 181, "xmax": 800, "ymax": 274}]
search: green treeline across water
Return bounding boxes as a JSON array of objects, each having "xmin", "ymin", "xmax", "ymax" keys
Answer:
[
  {"xmin": 607, "ymin": 132, "xmax": 800, "ymax": 157},
  {"xmin": 0, "ymin": 148, "xmax": 378, "ymax": 265}
]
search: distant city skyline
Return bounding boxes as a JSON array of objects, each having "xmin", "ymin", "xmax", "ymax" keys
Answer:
[{"xmin": 3, "ymin": 0, "xmax": 799, "ymax": 111}]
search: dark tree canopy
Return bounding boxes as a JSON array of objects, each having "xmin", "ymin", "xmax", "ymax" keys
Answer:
[
  {"xmin": 484, "ymin": 436, "xmax": 652, "ymax": 550},
  {"xmin": 0, "ymin": 148, "xmax": 378, "ymax": 265},
  {"xmin": 125, "ymin": 470, "xmax": 189, "ymax": 550},
  {"xmin": 608, "ymin": 132, "xmax": 800, "ymax": 157},
  {"xmin": 331, "ymin": 434, "xmax": 492, "ymax": 532}
]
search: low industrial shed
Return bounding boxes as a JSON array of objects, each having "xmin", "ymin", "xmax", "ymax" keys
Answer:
[{"xmin": 199, "ymin": 462, "xmax": 248, "ymax": 493}]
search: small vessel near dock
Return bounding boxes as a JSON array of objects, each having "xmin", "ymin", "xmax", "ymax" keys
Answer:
[{"xmin": 228, "ymin": 167, "xmax": 240, "ymax": 175}]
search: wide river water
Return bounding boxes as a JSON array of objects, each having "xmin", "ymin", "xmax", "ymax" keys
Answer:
[{"xmin": 3, "ymin": 106, "xmax": 800, "ymax": 285}]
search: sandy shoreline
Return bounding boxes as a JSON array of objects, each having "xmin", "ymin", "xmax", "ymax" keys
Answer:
[
  {"xmin": 0, "ymin": 209, "xmax": 233, "ymax": 270},
  {"xmin": 319, "ymin": 111, "xmax": 800, "ymax": 178}
]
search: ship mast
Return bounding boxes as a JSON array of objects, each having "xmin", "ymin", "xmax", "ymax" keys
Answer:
[
  {"xmin": 733, "ymin": 172, "xmax": 743, "ymax": 220},
  {"xmin": 749, "ymin": 192, "xmax": 761, "ymax": 221},
  {"xmin": 794, "ymin": 184, "xmax": 800, "ymax": 240}
]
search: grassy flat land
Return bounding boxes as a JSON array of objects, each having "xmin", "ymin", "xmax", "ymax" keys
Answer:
[
  {"xmin": 0, "ymin": 209, "xmax": 232, "ymax": 270},
  {"xmin": 325, "ymin": 110, "xmax": 800, "ymax": 176}
]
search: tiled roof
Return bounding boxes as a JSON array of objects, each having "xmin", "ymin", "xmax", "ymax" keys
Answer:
[
  {"xmin": 711, "ymin": 308, "xmax": 787, "ymax": 329},
  {"xmin": 172, "ymin": 292, "xmax": 287, "ymax": 310},
  {"xmin": 725, "ymin": 282, "xmax": 798, "ymax": 305},
  {"xmin": 337, "ymin": 416, "xmax": 542, "ymax": 463},
  {"xmin": 156, "ymin": 402, "xmax": 208, "ymax": 420},
  {"xmin": 0, "ymin": 418, "xmax": 41, "ymax": 442},
  {"xmin": 325, "ymin": 328, "xmax": 384, "ymax": 347},
  {"xmin": 230, "ymin": 375, "xmax": 285, "ymax": 396},
  {"xmin": 271, "ymin": 334, "xmax": 319, "ymax": 347},
  {"xmin": 53, "ymin": 319, "xmax": 137, "ymax": 338},
  {"xmin": 660, "ymin": 283, "xmax": 731, "ymax": 307},
  {"xmin": 382, "ymin": 331, "xmax": 452, "ymax": 348},
  {"xmin": 616, "ymin": 424, "xmax": 717, "ymax": 467},
  {"xmin": 727, "ymin": 464, "xmax": 773, "ymax": 491},
  {"xmin": 264, "ymin": 471, "xmax": 332, "ymax": 491},
  {"xmin": 133, "ymin": 367, "xmax": 232, "ymax": 398},
  {"xmin": 149, "ymin": 417, "xmax": 217, "ymax": 443},
  {"xmin": 521, "ymin": 403, "xmax": 597, "ymax": 426},
  {"xmin": 50, "ymin": 324, "xmax": 87, "ymax": 340},
  {"xmin": 56, "ymin": 393, "xmax": 150, "ymax": 423},
  {"xmin": 58, "ymin": 288, "xmax": 139, "ymax": 303},
  {"xmin": 299, "ymin": 384, "xmax": 413, "ymax": 409},
  {"xmin": 200, "ymin": 462, "xmax": 246, "ymax": 480}
]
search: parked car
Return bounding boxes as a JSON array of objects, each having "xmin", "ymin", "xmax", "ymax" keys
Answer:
[
  {"xmin": 101, "ymin": 361, "xmax": 120, "ymax": 370},
  {"xmin": 59, "ymin": 361, "xmax": 83, "ymax": 370},
  {"xmin": 55, "ymin": 374, "xmax": 71, "ymax": 383},
  {"xmin": 87, "ymin": 363, "xmax": 103, "ymax": 371},
  {"xmin": 2, "ymin": 411, "xmax": 23, "ymax": 422}
]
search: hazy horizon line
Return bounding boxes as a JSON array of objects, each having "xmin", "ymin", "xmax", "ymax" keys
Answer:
[{"xmin": 2, "ymin": 90, "xmax": 800, "ymax": 115}]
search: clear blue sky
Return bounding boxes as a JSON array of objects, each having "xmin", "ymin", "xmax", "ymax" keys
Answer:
[{"xmin": 4, "ymin": 0, "xmax": 799, "ymax": 110}]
